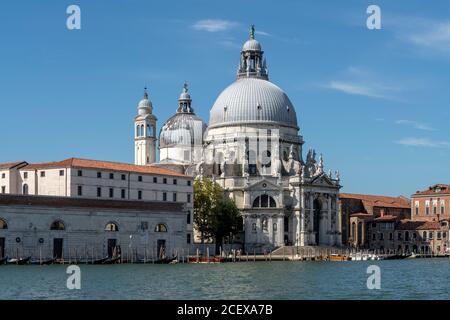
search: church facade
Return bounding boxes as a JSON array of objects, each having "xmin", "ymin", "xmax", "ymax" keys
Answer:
[{"xmin": 135, "ymin": 26, "xmax": 342, "ymax": 252}]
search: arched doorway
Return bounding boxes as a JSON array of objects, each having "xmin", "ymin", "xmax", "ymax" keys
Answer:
[{"xmin": 313, "ymin": 199, "xmax": 321, "ymax": 245}]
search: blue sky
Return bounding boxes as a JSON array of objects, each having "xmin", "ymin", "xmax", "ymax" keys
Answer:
[{"xmin": 0, "ymin": 0, "xmax": 449, "ymax": 196}]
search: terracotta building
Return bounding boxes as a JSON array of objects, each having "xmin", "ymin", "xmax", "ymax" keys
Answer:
[
  {"xmin": 339, "ymin": 193, "xmax": 411, "ymax": 247},
  {"xmin": 368, "ymin": 218, "xmax": 448, "ymax": 255},
  {"xmin": 411, "ymin": 184, "xmax": 450, "ymax": 221}
]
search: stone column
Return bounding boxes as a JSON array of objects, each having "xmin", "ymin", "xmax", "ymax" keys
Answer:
[
  {"xmin": 243, "ymin": 191, "xmax": 251, "ymax": 209},
  {"xmin": 309, "ymin": 193, "xmax": 314, "ymax": 245},
  {"xmin": 294, "ymin": 187, "xmax": 301, "ymax": 247},
  {"xmin": 299, "ymin": 191, "xmax": 306, "ymax": 246},
  {"xmin": 278, "ymin": 215, "xmax": 284, "ymax": 246},
  {"xmin": 328, "ymin": 194, "xmax": 333, "ymax": 246}
]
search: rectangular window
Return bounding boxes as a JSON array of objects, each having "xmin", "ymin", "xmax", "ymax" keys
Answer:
[
  {"xmin": 97, "ymin": 172, "xmax": 102, "ymax": 178},
  {"xmin": 372, "ymin": 233, "xmax": 376, "ymax": 241},
  {"xmin": 40, "ymin": 171, "xmax": 45, "ymax": 177},
  {"xmin": 1, "ymin": 173, "xmax": 4, "ymax": 179},
  {"xmin": 187, "ymin": 233, "xmax": 191, "ymax": 244},
  {"xmin": 187, "ymin": 180, "xmax": 191, "ymax": 186},
  {"xmin": 426, "ymin": 207, "xmax": 430, "ymax": 215},
  {"xmin": 415, "ymin": 207, "xmax": 419, "ymax": 215},
  {"xmin": 1, "ymin": 186, "xmax": 5, "ymax": 194},
  {"xmin": 138, "ymin": 190, "xmax": 142, "ymax": 200},
  {"xmin": 163, "ymin": 192, "xmax": 167, "ymax": 201},
  {"xmin": 163, "ymin": 178, "xmax": 167, "ymax": 184},
  {"xmin": 121, "ymin": 189, "xmax": 126, "ymax": 199},
  {"xmin": 437, "ymin": 232, "xmax": 442, "ymax": 240},
  {"xmin": 109, "ymin": 173, "xmax": 114, "ymax": 180},
  {"xmin": 433, "ymin": 206, "xmax": 437, "ymax": 215},
  {"xmin": 138, "ymin": 176, "xmax": 143, "ymax": 182},
  {"xmin": 77, "ymin": 186, "xmax": 82, "ymax": 196},
  {"xmin": 429, "ymin": 232, "xmax": 433, "ymax": 239},
  {"xmin": 389, "ymin": 233, "xmax": 393, "ymax": 240},
  {"xmin": 153, "ymin": 177, "xmax": 157, "ymax": 183},
  {"xmin": 59, "ymin": 170, "xmax": 64, "ymax": 176},
  {"xmin": 121, "ymin": 174, "xmax": 126, "ymax": 181},
  {"xmin": 77, "ymin": 170, "xmax": 83, "ymax": 177},
  {"xmin": 173, "ymin": 193, "xmax": 177, "ymax": 202},
  {"xmin": 23, "ymin": 172, "xmax": 28, "ymax": 179},
  {"xmin": 97, "ymin": 187, "xmax": 102, "ymax": 197},
  {"xmin": 109, "ymin": 188, "xmax": 114, "ymax": 198},
  {"xmin": 141, "ymin": 221, "xmax": 148, "ymax": 231},
  {"xmin": 397, "ymin": 232, "xmax": 402, "ymax": 240},
  {"xmin": 187, "ymin": 194, "xmax": 191, "ymax": 203},
  {"xmin": 379, "ymin": 233, "xmax": 384, "ymax": 240},
  {"xmin": 441, "ymin": 206, "xmax": 445, "ymax": 215},
  {"xmin": 173, "ymin": 179, "xmax": 177, "ymax": 185},
  {"xmin": 187, "ymin": 211, "xmax": 191, "ymax": 224}
]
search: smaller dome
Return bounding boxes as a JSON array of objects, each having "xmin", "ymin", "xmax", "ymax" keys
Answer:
[
  {"xmin": 179, "ymin": 91, "xmax": 191, "ymax": 100},
  {"xmin": 242, "ymin": 39, "xmax": 261, "ymax": 52},
  {"xmin": 137, "ymin": 88, "xmax": 153, "ymax": 116},
  {"xmin": 159, "ymin": 113, "xmax": 207, "ymax": 148},
  {"xmin": 179, "ymin": 81, "xmax": 191, "ymax": 101}
]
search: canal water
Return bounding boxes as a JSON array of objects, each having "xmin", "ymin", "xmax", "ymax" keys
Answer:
[{"xmin": 1, "ymin": 259, "xmax": 449, "ymax": 300}]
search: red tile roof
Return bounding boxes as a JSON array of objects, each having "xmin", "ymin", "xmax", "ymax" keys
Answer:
[
  {"xmin": 413, "ymin": 184, "xmax": 450, "ymax": 196},
  {"xmin": 22, "ymin": 158, "xmax": 189, "ymax": 178},
  {"xmin": 350, "ymin": 213, "xmax": 372, "ymax": 218},
  {"xmin": 0, "ymin": 194, "xmax": 184, "ymax": 212},
  {"xmin": 0, "ymin": 161, "xmax": 27, "ymax": 170},
  {"xmin": 340, "ymin": 193, "xmax": 410, "ymax": 209},
  {"xmin": 373, "ymin": 215, "xmax": 399, "ymax": 222},
  {"xmin": 396, "ymin": 219, "xmax": 442, "ymax": 231}
]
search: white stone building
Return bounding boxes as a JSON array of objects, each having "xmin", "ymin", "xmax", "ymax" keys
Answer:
[
  {"xmin": 0, "ymin": 194, "xmax": 187, "ymax": 261},
  {"xmin": 152, "ymin": 26, "xmax": 342, "ymax": 252},
  {"xmin": 0, "ymin": 158, "xmax": 195, "ymax": 258}
]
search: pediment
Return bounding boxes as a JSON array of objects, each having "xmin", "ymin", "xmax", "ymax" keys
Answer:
[
  {"xmin": 310, "ymin": 173, "xmax": 336, "ymax": 187},
  {"xmin": 247, "ymin": 178, "xmax": 281, "ymax": 191}
]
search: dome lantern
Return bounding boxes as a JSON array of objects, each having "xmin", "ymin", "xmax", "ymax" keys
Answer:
[
  {"xmin": 237, "ymin": 25, "xmax": 268, "ymax": 80},
  {"xmin": 177, "ymin": 81, "xmax": 194, "ymax": 113}
]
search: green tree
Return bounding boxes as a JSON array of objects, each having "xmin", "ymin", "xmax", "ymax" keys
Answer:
[{"xmin": 193, "ymin": 177, "xmax": 242, "ymax": 254}]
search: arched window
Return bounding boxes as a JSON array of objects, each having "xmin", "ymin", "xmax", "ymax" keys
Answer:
[
  {"xmin": 155, "ymin": 224, "xmax": 167, "ymax": 232},
  {"xmin": 136, "ymin": 125, "xmax": 140, "ymax": 137},
  {"xmin": 0, "ymin": 219, "xmax": 7, "ymax": 229},
  {"xmin": 141, "ymin": 124, "xmax": 145, "ymax": 137},
  {"xmin": 105, "ymin": 222, "xmax": 119, "ymax": 232},
  {"xmin": 22, "ymin": 184, "xmax": 28, "ymax": 195},
  {"xmin": 252, "ymin": 195, "xmax": 276, "ymax": 208},
  {"xmin": 247, "ymin": 150, "xmax": 257, "ymax": 175},
  {"xmin": 147, "ymin": 125, "xmax": 151, "ymax": 137},
  {"xmin": 50, "ymin": 220, "xmax": 65, "ymax": 231}
]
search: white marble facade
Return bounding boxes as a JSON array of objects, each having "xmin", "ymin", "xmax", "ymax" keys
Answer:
[{"xmin": 153, "ymin": 26, "xmax": 342, "ymax": 252}]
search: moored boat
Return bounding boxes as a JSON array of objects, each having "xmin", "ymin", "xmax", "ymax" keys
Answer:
[{"xmin": 8, "ymin": 256, "xmax": 31, "ymax": 265}]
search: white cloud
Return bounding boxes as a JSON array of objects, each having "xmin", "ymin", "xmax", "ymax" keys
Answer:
[
  {"xmin": 326, "ymin": 81, "xmax": 386, "ymax": 99},
  {"xmin": 255, "ymin": 30, "xmax": 271, "ymax": 37},
  {"xmin": 407, "ymin": 21, "xmax": 450, "ymax": 53},
  {"xmin": 396, "ymin": 120, "xmax": 436, "ymax": 131},
  {"xmin": 192, "ymin": 19, "xmax": 239, "ymax": 32},
  {"xmin": 396, "ymin": 137, "xmax": 450, "ymax": 148}
]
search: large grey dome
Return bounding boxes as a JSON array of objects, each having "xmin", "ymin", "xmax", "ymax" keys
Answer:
[{"xmin": 208, "ymin": 78, "xmax": 298, "ymax": 129}]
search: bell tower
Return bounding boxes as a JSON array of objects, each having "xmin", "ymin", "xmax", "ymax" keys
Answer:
[{"xmin": 134, "ymin": 87, "xmax": 157, "ymax": 165}]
